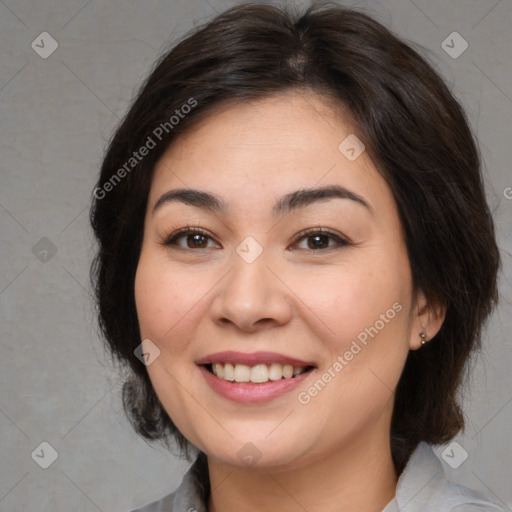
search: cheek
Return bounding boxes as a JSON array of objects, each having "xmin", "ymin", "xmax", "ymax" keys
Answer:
[
  {"xmin": 291, "ymin": 248, "xmax": 413, "ymax": 397},
  {"xmin": 300, "ymin": 260, "xmax": 408, "ymax": 337},
  {"xmin": 134, "ymin": 254, "xmax": 204, "ymax": 432},
  {"xmin": 134, "ymin": 250, "xmax": 200, "ymax": 344}
]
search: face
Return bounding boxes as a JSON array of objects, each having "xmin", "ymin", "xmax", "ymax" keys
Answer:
[{"xmin": 134, "ymin": 90, "xmax": 424, "ymax": 470}]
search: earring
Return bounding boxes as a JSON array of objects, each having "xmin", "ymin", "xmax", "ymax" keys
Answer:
[{"xmin": 420, "ymin": 331, "xmax": 428, "ymax": 345}]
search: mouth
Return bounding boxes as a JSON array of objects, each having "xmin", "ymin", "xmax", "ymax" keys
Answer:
[
  {"xmin": 203, "ymin": 362, "xmax": 315, "ymax": 384},
  {"xmin": 196, "ymin": 351, "xmax": 317, "ymax": 403}
]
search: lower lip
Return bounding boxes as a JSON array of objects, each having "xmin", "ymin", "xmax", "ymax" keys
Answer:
[{"xmin": 199, "ymin": 365, "xmax": 314, "ymax": 404}]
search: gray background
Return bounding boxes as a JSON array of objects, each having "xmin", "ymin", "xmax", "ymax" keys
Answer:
[{"xmin": 1, "ymin": 0, "xmax": 511, "ymax": 510}]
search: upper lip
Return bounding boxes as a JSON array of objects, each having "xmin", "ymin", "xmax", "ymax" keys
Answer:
[{"xmin": 195, "ymin": 351, "xmax": 316, "ymax": 367}]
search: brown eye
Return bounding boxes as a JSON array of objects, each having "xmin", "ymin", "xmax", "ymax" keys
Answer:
[
  {"xmin": 305, "ymin": 234, "xmax": 330, "ymax": 249},
  {"xmin": 184, "ymin": 233, "xmax": 209, "ymax": 248},
  {"xmin": 162, "ymin": 228, "xmax": 220, "ymax": 249},
  {"xmin": 292, "ymin": 229, "xmax": 350, "ymax": 251}
]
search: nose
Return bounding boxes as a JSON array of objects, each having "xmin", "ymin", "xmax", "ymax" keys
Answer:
[{"xmin": 209, "ymin": 252, "xmax": 293, "ymax": 333}]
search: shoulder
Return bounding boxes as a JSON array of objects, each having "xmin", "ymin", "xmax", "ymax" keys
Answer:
[
  {"xmin": 129, "ymin": 491, "xmax": 175, "ymax": 512},
  {"xmin": 394, "ymin": 442, "xmax": 510, "ymax": 512},
  {"xmin": 128, "ymin": 454, "xmax": 208, "ymax": 512},
  {"xmin": 441, "ymin": 479, "xmax": 510, "ymax": 511}
]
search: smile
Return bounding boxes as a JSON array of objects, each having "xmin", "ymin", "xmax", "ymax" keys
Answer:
[
  {"xmin": 207, "ymin": 362, "xmax": 311, "ymax": 383},
  {"xmin": 196, "ymin": 351, "xmax": 317, "ymax": 403}
]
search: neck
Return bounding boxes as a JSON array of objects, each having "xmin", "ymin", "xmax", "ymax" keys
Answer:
[{"xmin": 206, "ymin": 427, "xmax": 397, "ymax": 512}]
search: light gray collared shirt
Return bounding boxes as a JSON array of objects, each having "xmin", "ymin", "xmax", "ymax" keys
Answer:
[{"xmin": 131, "ymin": 442, "xmax": 510, "ymax": 512}]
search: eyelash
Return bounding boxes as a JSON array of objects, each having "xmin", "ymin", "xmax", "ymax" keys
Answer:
[{"xmin": 160, "ymin": 225, "xmax": 351, "ymax": 252}]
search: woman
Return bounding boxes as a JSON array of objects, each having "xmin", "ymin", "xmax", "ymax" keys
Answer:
[{"xmin": 90, "ymin": 3, "xmax": 506, "ymax": 511}]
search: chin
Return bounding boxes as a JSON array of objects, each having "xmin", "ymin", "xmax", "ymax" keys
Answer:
[{"xmin": 194, "ymin": 421, "xmax": 321, "ymax": 471}]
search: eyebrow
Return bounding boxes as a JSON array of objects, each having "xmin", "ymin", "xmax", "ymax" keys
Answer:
[{"xmin": 152, "ymin": 185, "xmax": 372, "ymax": 217}]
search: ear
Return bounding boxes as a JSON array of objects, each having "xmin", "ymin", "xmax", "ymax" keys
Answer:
[{"xmin": 409, "ymin": 292, "xmax": 446, "ymax": 350}]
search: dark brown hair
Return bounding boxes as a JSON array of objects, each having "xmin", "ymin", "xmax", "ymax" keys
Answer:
[{"xmin": 90, "ymin": 2, "xmax": 500, "ymax": 475}]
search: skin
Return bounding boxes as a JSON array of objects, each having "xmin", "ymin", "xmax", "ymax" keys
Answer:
[{"xmin": 134, "ymin": 90, "xmax": 445, "ymax": 512}]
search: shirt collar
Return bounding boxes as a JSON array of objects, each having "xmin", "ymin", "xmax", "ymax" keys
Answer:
[
  {"xmin": 171, "ymin": 442, "xmax": 445, "ymax": 512},
  {"xmin": 383, "ymin": 441, "xmax": 444, "ymax": 511}
]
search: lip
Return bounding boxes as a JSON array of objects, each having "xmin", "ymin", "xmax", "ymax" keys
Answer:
[
  {"xmin": 195, "ymin": 351, "xmax": 315, "ymax": 367},
  {"xmin": 199, "ymin": 364, "xmax": 316, "ymax": 404}
]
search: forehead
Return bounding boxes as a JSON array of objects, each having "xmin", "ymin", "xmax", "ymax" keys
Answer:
[{"xmin": 149, "ymin": 91, "xmax": 390, "ymax": 211}]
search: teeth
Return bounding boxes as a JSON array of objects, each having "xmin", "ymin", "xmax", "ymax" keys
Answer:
[
  {"xmin": 293, "ymin": 366, "xmax": 303, "ymax": 376},
  {"xmin": 251, "ymin": 364, "xmax": 268, "ymax": 383},
  {"xmin": 269, "ymin": 363, "xmax": 283, "ymax": 381},
  {"xmin": 210, "ymin": 362, "xmax": 308, "ymax": 383},
  {"xmin": 223, "ymin": 363, "xmax": 235, "ymax": 381},
  {"xmin": 234, "ymin": 364, "xmax": 251, "ymax": 382},
  {"xmin": 213, "ymin": 363, "xmax": 224, "ymax": 379},
  {"xmin": 282, "ymin": 364, "xmax": 293, "ymax": 379}
]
